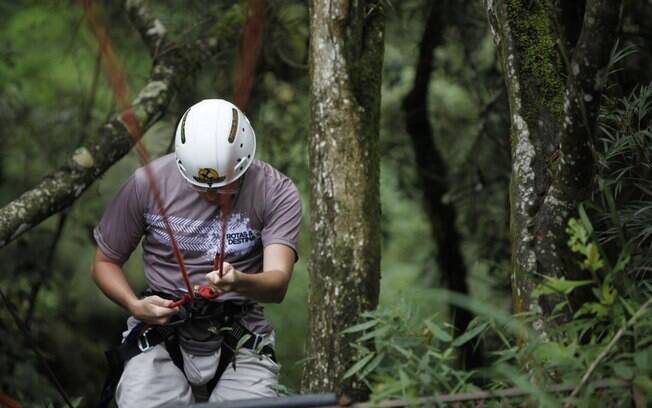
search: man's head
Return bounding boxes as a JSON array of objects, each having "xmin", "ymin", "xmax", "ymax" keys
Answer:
[{"xmin": 174, "ymin": 99, "xmax": 256, "ymax": 191}]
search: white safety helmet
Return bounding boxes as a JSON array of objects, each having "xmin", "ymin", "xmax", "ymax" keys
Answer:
[{"xmin": 174, "ymin": 99, "xmax": 256, "ymax": 189}]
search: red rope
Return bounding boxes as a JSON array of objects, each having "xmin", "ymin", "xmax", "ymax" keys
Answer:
[
  {"xmin": 80, "ymin": 0, "xmax": 194, "ymax": 297},
  {"xmin": 233, "ymin": 0, "xmax": 267, "ymax": 112},
  {"xmin": 0, "ymin": 393, "xmax": 22, "ymax": 408}
]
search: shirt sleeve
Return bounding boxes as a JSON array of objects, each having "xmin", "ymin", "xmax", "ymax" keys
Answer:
[
  {"xmin": 261, "ymin": 176, "xmax": 302, "ymax": 261},
  {"xmin": 93, "ymin": 173, "xmax": 147, "ymax": 264}
]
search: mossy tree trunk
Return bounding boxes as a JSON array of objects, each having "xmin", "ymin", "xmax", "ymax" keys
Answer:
[
  {"xmin": 302, "ymin": 0, "xmax": 384, "ymax": 400},
  {"xmin": 485, "ymin": 0, "xmax": 621, "ymax": 333}
]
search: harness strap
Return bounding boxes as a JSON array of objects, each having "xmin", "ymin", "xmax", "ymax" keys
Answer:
[
  {"xmin": 206, "ymin": 320, "xmax": 276, "ymax": 394},
  {"xmin": 98, "ymin": 323, "xmax": 177, "ymax": 408},
  {"xmin": 97, "ymin": 320, "xmax": 275, "ymax": 407}
]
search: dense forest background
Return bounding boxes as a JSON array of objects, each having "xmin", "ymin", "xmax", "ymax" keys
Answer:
[{"xmin": 0, "ymin": 0, "xmax": 651, "ymax": 407}]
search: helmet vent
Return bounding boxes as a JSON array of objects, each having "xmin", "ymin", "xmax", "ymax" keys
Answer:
[
  {"xmin": 240, "ymin": 143, "xmax": 243, "ymax": 148},
  {"xmin": 228, "ymin": 108, "xmax": 238, "ymax": 143},
  {"xmin": 180, "ymin": 108, "xmax": 191, "ymax": 144}
]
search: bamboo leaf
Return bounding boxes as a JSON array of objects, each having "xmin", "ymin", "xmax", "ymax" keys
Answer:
[
  {"xmin": 342, "ymin": 352, "xmax": 375, "ymax": 380},
  {"xmin": 425, "ymin": 320, "xmax": 452, "ymax": 343},
  {"xmin": 452, "ymin": 321, "xmax": 489, "ymax": 347},
  {"xmin": 342, "ymin": 319, "xmax": 378, "ymax": 334}
]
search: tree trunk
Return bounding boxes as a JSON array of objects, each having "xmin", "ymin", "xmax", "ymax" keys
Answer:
[
  {"xmin": 302, "ymin": 0, "xmax": 384, "ymax": 400},
  {"xmin": 485, "ymin": 0, "xmax": 621, "ymax": 332},
  {"xmin": 402, "ymin": 0, "xmax": 482, "ymax": 369}
]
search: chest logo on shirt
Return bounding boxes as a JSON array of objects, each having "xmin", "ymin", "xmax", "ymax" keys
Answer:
[{"xmin": 145, "ymin": 212, "xmax": 259, "ymax": 259}]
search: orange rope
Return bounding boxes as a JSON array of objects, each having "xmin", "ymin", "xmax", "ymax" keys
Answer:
[
  {"xmin": 233, "ymin": 0, "xmax": 267, "ymax": 112},
  {"xmin": 79, "ymin": 0, "xmax": 194, "ymax": 296}
]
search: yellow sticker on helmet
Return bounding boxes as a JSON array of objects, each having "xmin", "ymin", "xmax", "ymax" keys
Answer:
[{"xmin": 194, "ymin": 168, "xmax": 225, "ymax": 184}]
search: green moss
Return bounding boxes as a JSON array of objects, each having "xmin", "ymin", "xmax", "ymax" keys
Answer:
[{"xmin": 505, "ymin": 0, "xmax": 565, "ymax": 117}]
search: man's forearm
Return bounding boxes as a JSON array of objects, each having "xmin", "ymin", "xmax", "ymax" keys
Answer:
[{"xmin": 234, "ymin": 269, "xmax": 290, "ymax": 303}]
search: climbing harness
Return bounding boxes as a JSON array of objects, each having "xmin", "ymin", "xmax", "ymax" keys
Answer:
[{"xmin": 98, "ymin": 291, "xmax": 275, "ymax": 408}]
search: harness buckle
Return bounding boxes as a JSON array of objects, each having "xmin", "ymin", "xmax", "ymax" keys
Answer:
[
  {"xmin": 138, "ymin": 328, "xmax": 153, "ymax": 352},
  {"xmin": 252, "ymin": 334, "xmax": 263, "ymax": 351}
]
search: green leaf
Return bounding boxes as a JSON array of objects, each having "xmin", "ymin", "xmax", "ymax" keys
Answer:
[
  {"xmin": 582, "ymin": 243, "xmax": 604, "ymax": 272},
  {"xmin": 574, "ymin": 302, "xmax": 608, "ymax": 318},
  {"xmin": 357, "ymin": 325, "xmax": 390, "ymax": 342},
  {"xmin": 532, "ymin": 277, "xmax": 594, "ymax": 298},
  {"xmin": 425, "ymin": 320, "xmax": 452, "ymax": 342},
  {"xmin": 360, "ymin": 352, "xmax": 385, "ymax": 378},
  {"xmin": 342, "ymin": 352, "xmax": 375, "ymax": 380},
  {"xmin": 613, "ymin": 363, "xmax": 634, "ymax": 380},
  {"xmin": 578, "ymin": 204, "xmax": 594, "ymax": 236},
  {"xmin": 635, "ymin": 349, "xmax": 652, "ymax": 371},
  {"xmin": 633, "ymin": 375, "xmax": 652, "ymax": 398},
  {"xmin": 612, "ymin": 251, "xmax": 631, "ymax": 274},
  {"xmin": 391, "ymin": 344, "xmax": 413, "ymax": 359},
  {"xmin": 600, "ymin": 275, "xmax": 618, "ymax": 305},
  {"xmin": 342, "ymin": 319, "xmax": 378, "ymax": 334},
  {"xmin": 452, "ymin": 321, "xmax": 489, "ymax": 347},
  {"xmin": 532, "ymin": 341, "xmax": 577, "ymax": 365}
]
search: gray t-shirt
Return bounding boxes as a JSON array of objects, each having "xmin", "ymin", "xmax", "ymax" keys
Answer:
[{"xmin": 94, "ymin": 153, "xmax": 302, "ymax": 336}]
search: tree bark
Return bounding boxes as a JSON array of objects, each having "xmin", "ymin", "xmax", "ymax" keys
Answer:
[
  {"xmin": 0, "ymin": 0, "xmax": 235, "ymax": 249},
  {"xmin": 402, "ymin": 1, "xmax": 482, "ymax": 369},
  {"xmin": 302, "ymin": 0, "xmax": 384, "ymax": 400},
  {"xmin": 485, "ymin": 0, "xmax": 621, "ymax": 332}
]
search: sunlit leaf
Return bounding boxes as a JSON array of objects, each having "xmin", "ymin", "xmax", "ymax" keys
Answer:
[{"xmin": 532, "ymin": 277, "xmax": 594, "ymax": 298}]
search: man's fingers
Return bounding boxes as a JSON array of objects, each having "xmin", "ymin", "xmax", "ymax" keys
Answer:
[
  {"xmin": 147, "ymin": 295, "xmax": 173, "ymax": 307},
  {"xmin": 154, "ymin": 304, "xmax": 178, "ymax": 315},
  {"xmin": 206, "ymin": 271, "xmax": 219, "ymax": 283}
]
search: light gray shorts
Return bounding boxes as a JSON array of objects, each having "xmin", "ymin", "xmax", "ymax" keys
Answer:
[{"xmin": 115, "ymin": 320, "xmax": 279, "ymax": 407}]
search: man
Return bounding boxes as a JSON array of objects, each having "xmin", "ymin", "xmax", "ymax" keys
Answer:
[{"xmin": 92, "ymin": 99, "xmax": 302, "ymax": 406}]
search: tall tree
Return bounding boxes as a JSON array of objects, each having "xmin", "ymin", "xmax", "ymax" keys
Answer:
[
  {"xmin": 402, "ymin": 0, "xmax": 483, "ymax": 368},
  {"xmin": 302, "ymin": 0, "xmax": 384, "ymax": 400},
  {"xmin": 485, "ymin": 0, "xmax": 622, "ymax": 331}
]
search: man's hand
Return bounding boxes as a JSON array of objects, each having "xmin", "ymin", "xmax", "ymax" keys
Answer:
[
  {"xmin": 206, "ymin": 262, "xmax": 241, "ymax": 294},
  {"xmin": 128, "ymin": 295, "xmax": 179, "ymax": 325}
]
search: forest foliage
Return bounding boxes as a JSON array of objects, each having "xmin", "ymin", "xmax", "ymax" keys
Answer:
[{"xmin": 0, "ymin": 0, "xmax": 651, "ymax": 407}]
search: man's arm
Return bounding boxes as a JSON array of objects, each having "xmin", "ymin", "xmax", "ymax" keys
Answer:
[
  {"xmin": 205, "ymin": 243, "xmax": 295, "ymax": 303},
  {"xmin": 92, "ymin": 248, "xmax": 178, "ymax": 324}
]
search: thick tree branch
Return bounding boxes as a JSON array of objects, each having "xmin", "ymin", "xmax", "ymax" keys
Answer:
[
  {"xmin": 124, "ymin": 0, "xmax": 167, "ymax": 56},
  {"xmin": 0, "ymin": 1, "xmax": 229, "ymax": 249},
  {"xmin": 555, "ymin": 0, "xmax": 622, "ymax": 198}
]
